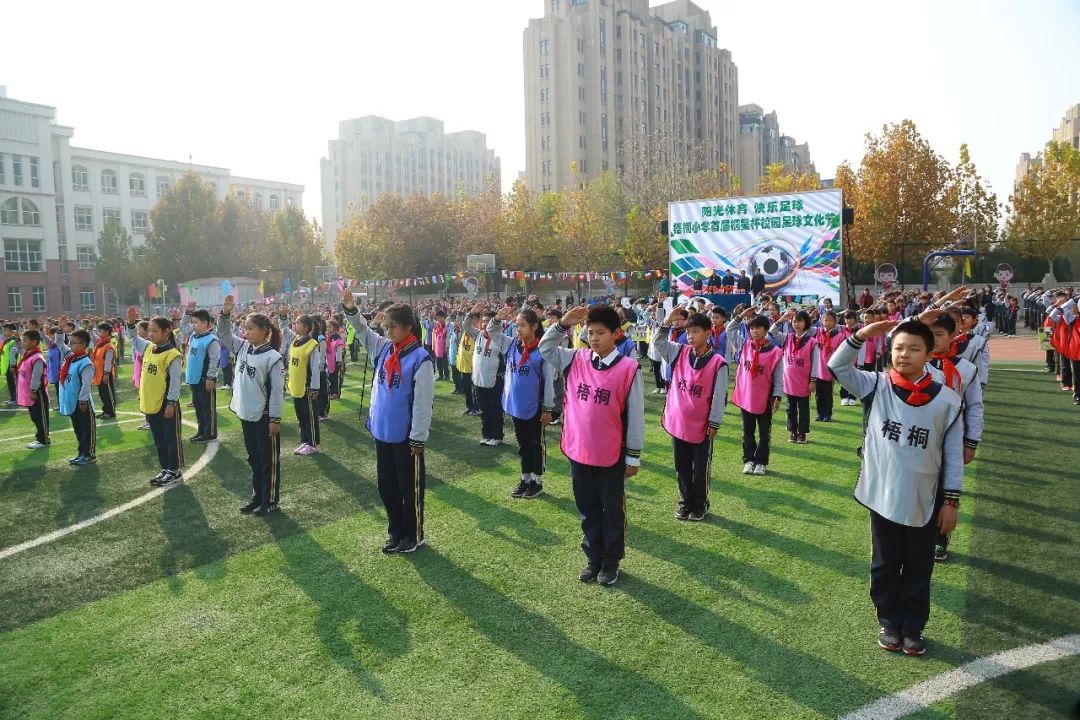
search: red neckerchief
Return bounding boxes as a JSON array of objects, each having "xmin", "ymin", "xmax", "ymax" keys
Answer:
[
  {"xmin": 820, "ymin": 327, "xmax": 834, "ymax": 356},
  {"xmin": 949, "ymin": 332, "xmax": 969, "ymax": 357},
  {"xmin": 384, "ymin": 333, "xmax": 419, "ymax": 390},
  {"xmin": 749, "ymin": 337, "xmax": 769, "ymax": 371},
  {"xmin": 669, "ymin": 327, "xmax": 680, "ymax": 342},
  {"xmin": 931, "ymin": 352, "xmax": 961, "ymax": 392},
  {"xmin": 60, "ymin": 351, "xmax": 87, "ymax": 384},
  {"xmin": 518, "ymin": 338, "xmax": 539, "ymax": 365},
  {"xmin": 17, "ymin": 346, "xmax": 41, "ymax": 372},
  {"xmin": 889, "ymin": 369, "xmax": 933, "ymax": 406},
  {"xmin": 710, "ymin": 327, "xmax": 723, "ymax": 346}
]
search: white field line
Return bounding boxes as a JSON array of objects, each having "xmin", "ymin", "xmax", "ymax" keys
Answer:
[
  {"xmin": 0, "ymin": 415, "xmax": 217, "ymax": 561},
  {"xmin": 840, "ymin": 634, "xmax": 1080, "ymax": 720}
]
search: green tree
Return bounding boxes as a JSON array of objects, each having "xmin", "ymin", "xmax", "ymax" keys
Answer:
[
  {"xmin": 1006, "ymin": 141, "xmax": 1080, "ymax": 279},
  {"xmin": 96, "ymin": 221, "xmax": 139, "ymax": 305},
  {"xmin": 145, "ymin": 172, "xmax": 220, "ymax": 290}
]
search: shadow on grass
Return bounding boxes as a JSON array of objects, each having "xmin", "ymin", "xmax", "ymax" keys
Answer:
[
  {"xmin": 267, "ymin": 512, "xmax": 410, "ymax": 700},
  {"xmin": 427, "ymin": 475, "xmax": 560, "ymax": 550},
  {"xmin": 412, "ymin": 547, "xmax": 709, "ymax": 720},
  {"xmin": 160, "ymin": 484, "xmax": 229, "ymax": 591},
  {"xmin": 619, "ymin": 572, "xmax": 887, "ymax": 717},
  {"xmin": 312, "ymin": 448, "xmax": 381, "ymax": 512},
  {"xmin": 54, "ymin": 463, "xmax": 104, "ymax": 528},
  {"xmin": 719, "ymin": 479, "xmax": 844, "ymax": 523}
]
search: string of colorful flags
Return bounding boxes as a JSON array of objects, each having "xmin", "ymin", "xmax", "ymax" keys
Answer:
[{"xmin": 347, "ymin": 268, "xmax": 668, "ymax": 289}]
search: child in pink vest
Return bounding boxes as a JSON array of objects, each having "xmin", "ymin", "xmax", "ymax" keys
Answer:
[
  {"xmin": 770, "ymin": 309, "xmax": 819, "ymax": 444},
  {"xmin": 839, "ymin": 310, "xmax": 861, "ymax": 406},
  {"xmin": 326, "ymin": 320, "xmax": 346, "ymax": 400},
  {"xmin": 539, "ymin": 303, "xmax": 644, "ymax": 587},
  {"xmin": 17, "ymin": 329, "xmax": 50, "ymax": 449},
  {"xmin": 812, "ymin": 310, "xmax": 848, "ymax": 422},
  {"xmin": 432, "ymin": 311, "xmax": 450, "ymax": 381},
  {"xmin": 654, "ymin": 308, "xmax": 728, "ymax": 520},
  {"xmin": 731, "ymin": 310, "xmax": 784, "ymax": 475}
]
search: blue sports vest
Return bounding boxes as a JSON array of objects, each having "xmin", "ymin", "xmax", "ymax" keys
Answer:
[
  {"xmin": 47, "ymin": 343, "xmax": 62, "ymax": 384},
  {"xmin": 709, "ymin": 328, "xmax": 728, "ymax": 358},
  {"xmin": 502, "ymin": 342, "xmax": 545, "ymax": 420},
  {"xmin": 366, "ymin": 344, "xmax": 431, "ymax": 443},
  {"xmin": 185, "ymin": 332, "xmax": 216, "ymax": 384},
  {"xmin": 59, "ymin": 357, "xmax": 93, "ymax": 416},
  {"xmin": 616, "ymin": 336, "xmax": 636, "ymax": 357}
]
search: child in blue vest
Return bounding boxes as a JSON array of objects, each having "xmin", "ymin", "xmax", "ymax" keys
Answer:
[
  {"xmin": 493, "ymin": 306, "xmax": 555, "ymax": 499},
  {"xmin": 58, "ymin": 329, "xmax": 96, "ymax": 466},
  {"xmin": 180, "ymin": 303, "xmax": 221, "ymax": 443},
  {"xmin": 341, "ymin": 290, "xmax": 434, "ymax": 554}
]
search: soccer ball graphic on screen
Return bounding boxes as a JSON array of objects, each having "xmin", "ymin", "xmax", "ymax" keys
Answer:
[{"xmin": 744, "ymin": 240, "xmax": 799, "ymax": 289}]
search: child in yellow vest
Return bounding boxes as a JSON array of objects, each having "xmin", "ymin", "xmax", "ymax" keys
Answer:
[
  {"xmin": 126, "ymin": 308, "xmax": 185, "ymax": 485},
  {"xmin": 288, "ymin": 315, "xmax": 323, "ymax": 455}
]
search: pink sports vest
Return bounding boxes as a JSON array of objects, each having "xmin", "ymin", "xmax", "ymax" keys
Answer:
[
  {"xmin": 662, "ymin": 345, "xmax": 726, "ymax": 443},
  {"xmin": 561, "ymin": 349, "xmax": 638, "ymax": 467},
  {"xmin": 858, "ymin": 335, "xmax": 878, "ymax": 366},
  {"xmin": 782, "ymin": 333, "xmax": 814, "ymax": 397},
  {"xmin": 326, "ymin": 337, "xmax": 343, "ymax": 374},
  {"xmin": 16, "ymin": 349, "xmax": 45, "ymax": 407},
  {"xmin": 814, "ymin": 327, "xmax": 846, "ymax": 379},
  {"xmin": 731, "ymin": 341, "xmax": 782, "ymax": 415},
  {"xmin": 133, "ymin": 351, "xmax": 143, "ymax": 390}
]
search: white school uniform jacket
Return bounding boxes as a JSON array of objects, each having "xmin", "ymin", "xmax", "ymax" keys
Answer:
[
  {"xmin": 829, "ymin": 337, "xmax": 963, "ymax": 527},
  {"xmin": 926, "ymin": 356, "xmax": 983, "ymax": 447}
]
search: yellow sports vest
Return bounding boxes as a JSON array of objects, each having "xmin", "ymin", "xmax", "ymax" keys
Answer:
[
  {"xmin": 572, "ymin": 323, "xmax": 588, "ymax": 349},
  {"xmin": 456, "ymin": 333, "xmax": 474, "ymax": 373},
  {"xmin": 140, "ymin": 346, "xmax": 182, "ymax": 414},
  {"xmin": 288, "ymin": 339, "xmax": 318, "ymax": 398}
]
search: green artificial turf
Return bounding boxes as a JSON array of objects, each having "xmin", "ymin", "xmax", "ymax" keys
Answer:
[{"xmin": 0, "ymin": 357, "xmax": 1076, "ymax": 719}]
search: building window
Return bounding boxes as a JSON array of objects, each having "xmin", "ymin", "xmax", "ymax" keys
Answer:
[
  {"xmin": 72, "ymin": 165, "xmax": 89, "ymax": 191},
  {"xmin": 32, "ymin": 286, "xmax": 46, "ymax": 313},
  {"xmin": 29, "ymin": 157, "xmax": 40, "ymax": 188},
  {"xmin": 80, "ymin": 290, "xmax": 96, "ymax": 311},
  {"xmin": 539, "ymin": 38, "xmax": 550, "ymax": 56},
  {"xmin": 156, "ymin": 176, "xmax": 171, "ymax": 197},
  {"xmin": 0, "ymin": 153, "xmax": 5, "ymax": 184},
  {"xmin": 60, "ymin": 286, "xmax": 71, "ymax": 312},
  {"xmin": 577, "ymin": 62, "xmax": 585, "ymax": 77},
  {"xmin": 237, "ymin": 190, "xmax": 246, "ymax": 203},
  {"xmin": 129, "ymin": 172, "xmax": 146, "ymax": 197},
  {"xmin": 540, "ymin": 63, "xmax": 550, "ymax": 79},
  {"xmin": 77, "ymin": 245, "xmax": 97, "ymax": 270},
  {"xmin": 74, "ymin": 206, "xmax": 93, "ymax": 231},
  {"xmin": 0, "ymin": 198, "xmax": 40, "ymax": 226},
  {"xmin": 7, "ymin": 288, "xmax": 22, "ymax": 314},
  {"xmin": 101, "ymin": 170, "xmax": 118, "ymax": 194},
  {"xmin": 4, "ymin": 239, "xmax": 43, "ymax": 272},
  {"xmin": 12, "ymin": 155, "xmax": 23, "ymax": 186},
  {"xmin": 103, "ymin": 207, "xmax": 122, "ymax": 227},
  {"xmin": 599, "ymin": 18, "xmax": 606, "ymax": 52},
  {"xmin": 254, "ymin": 193, "xmax": 262, "ymax": 208},
  {"xmin": 600, "ymin": 65, "xmax": 607, "ymax": 103},
  {"xmin": 131, "ymin": 210, "xmax": 148, "ymax": 233},
  {"xmin": 269, "ymin": 195, "xmax": 280, "ymax": 210}
]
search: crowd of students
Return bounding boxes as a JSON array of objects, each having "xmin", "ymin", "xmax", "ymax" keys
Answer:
[{"xmin": 4, "ymin": 279, "xmax": 1076, "ymax": 658}]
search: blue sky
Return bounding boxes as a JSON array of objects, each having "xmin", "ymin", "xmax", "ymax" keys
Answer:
[{"xmin": 5, "ymin": 0, "xmax": 1078, "ymax": 227}]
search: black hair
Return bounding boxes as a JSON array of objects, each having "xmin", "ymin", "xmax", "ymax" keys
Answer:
[
  {"xmin": 97, "ymin": 322, "xmax": 113, "ymax": 334},
  {"xmin": 21, "ymin": 329, "xmax": 42, "ymax": 344},
  {"xmin": 190, "ymin": 309, "xmax": 212, "ymax": 325},
  {"xmin": 931, "ymin": 315, "xmax": 957, "ymax": 334},
  {"xmin": 585, "ymin": 304, "xmax": 620, "ymax": 332},
  {"xmin": 435, "ymin": 310, "xmax": 447, "ymax": 319},
  {"xmin": 892, "ymin": 319, "xmax": 933, "ymax": 351},
  {"xmin": 137, "ymin": 320, "xmax": 150, "ymax": 331},
  {"xmin": 384, "ymin": 303, "xmax": 420, "ymax": 336},
  {"xmin": 312, "ymin": 315, "xmax": 327, "ymax": 338},
  {"xmin": 150, "ymin": 317, "xmax": 172, "ymax": 334},
  {"xmin": 747, "ymin": 315, "xmax": 771, "ymax": 331},
  {"xmin": 959, "ymin": 306, "xmax": 978, "ymax": 317},
  {"xmin": 247, "ymin": 313, "xmax": 282, "ymax": 351},
  {"xmin": 793, "ymin": 310, "xmax": 812, "ymax": 331},
  {"xmin": 517, "ymin": 308, "xmax": 541, "ymax": 331},
  {"xmin": 710, "ymin": 306, "xmax": 728, "ymax": 318},
  {"xmin": 70, "ymin": 329, "xmax": 91, "ymax": 346},
  {"xmin": 823, "ymin": 310, "xmax": 837, "ymax": 321},
  {"xmin": 2, "ymin": 323, "xmax": 17, "ymax": 331},
  {"xmin": 685, "ymin": 313, "xmax": 711, "ymax": 332},
  {"xmin": 294, "ymin": 314, "xmax": 314, "ymax": 335},
  {"xmin": 545, "ymin": 308, "xmax": 563, "ymax": 320}
]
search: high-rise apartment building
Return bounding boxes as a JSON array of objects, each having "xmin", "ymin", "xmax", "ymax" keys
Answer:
[
  {"xmin": 523, "ymin": 0, "xmax": 739, "ymax": 193},
  {"xmin": 320, "ymin": 116, "xmax": 501, "ymax": 253},
  {"xmin": 737, "ymin": 104, "xmax": 815, "ymax": 193}
]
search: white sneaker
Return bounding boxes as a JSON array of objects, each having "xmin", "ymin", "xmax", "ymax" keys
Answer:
[
  {"xmin": 742, "ymin": 461, "xmax": 755, "ymax": 474},
  {"xmin": 26, "ymin": 441, "xmax": 47, "ymax": 450},
  {"xmin": 480, "ymin": 438, "xmax": 492, "ymax": 446},
  {"xmin": 753, "ymin": 464, "xmax": 767, "ymax": 476},
  {"xmin": 651, "ymin": 388, "xmax": 661, "ymax": 395},
  {"xmin": 489, "ymin": 439, "xmax": 502, "ymax": 447}
]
